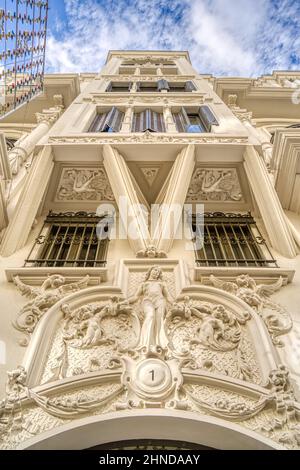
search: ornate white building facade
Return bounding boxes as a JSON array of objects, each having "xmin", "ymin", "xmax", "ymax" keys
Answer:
[{"xmin": 0, "ymin": 50, "xmax": 300, "ymax": 450}]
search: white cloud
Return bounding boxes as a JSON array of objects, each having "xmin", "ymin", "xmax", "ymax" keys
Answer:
[{"xmin": 45, "ymin": 0, "xmax": 300, "ymax": 76}]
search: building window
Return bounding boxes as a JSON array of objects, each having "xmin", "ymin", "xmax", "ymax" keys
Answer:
[
  {"xmin": 136, "ymin": 80, "xmax": 196, "ymax": 92},
  {"xmin": 173, "ymin": 106, "xmax": 218, "ymax": 133},
  {"xmin": 137, "ymin": 82, "xmax": 159, "ymax": 92},
  {"xmin": 132, "ymin": 109, "xmax": 166, "ymax": 132},
  {"xmin": 25, "ymin": 212, "xmax": 112, "ymax": 268},
  {"xmin": 190, "ymin": 212, "xmax": 277, "ymax": 267},
  {"xmin": 88, "ymin": 107, "xmax": 124, "ymax": 132},
  {"xmin": 169, "ymin": 81, "xmax": 196, "ymax": 92},
  {"xmin": 5, "ymin": 138, "xmax": 17, "ymax": 151},
  {"xmin": 106, "ymin": 82, "xmax": 132, "ymax": 92}
]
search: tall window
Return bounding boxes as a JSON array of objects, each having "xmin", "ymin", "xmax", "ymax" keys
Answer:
[
  {"xmin": 25, "ymin": 212, "xmax": 112, "ymax": 268},
  {"xmin": 132, "ymin": 109, "xmax": 166, "ymax": 132},
  {"xmin": 88, "ymin": 107, "xmax": 124, "ymax": 133},
  {"xmin": 173, "ymin": 106, "xmax": 218, "ymax": 133},
  {"xmin": 191, "ymin": 212, "xmax": 277, "ymax": 267}
]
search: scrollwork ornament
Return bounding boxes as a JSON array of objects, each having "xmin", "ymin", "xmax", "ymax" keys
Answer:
[{"xmin": 13, "ymin": 275, "xmax": 91, "ymax": 346}]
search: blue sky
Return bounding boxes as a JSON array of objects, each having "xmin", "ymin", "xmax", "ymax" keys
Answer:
[{"xmin": 46, "ymin": 0, "xmax": 300, "ymax": 77}]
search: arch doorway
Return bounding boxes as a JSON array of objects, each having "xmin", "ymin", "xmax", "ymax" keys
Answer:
[{"xmin": 19, "ymin": 410, "xmax": 282, "ymax": 450}]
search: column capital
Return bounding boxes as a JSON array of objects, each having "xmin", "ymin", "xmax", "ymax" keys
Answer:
[{"xmin": 35, "ymin": 108, "xmax": 62, "ymax": 126}]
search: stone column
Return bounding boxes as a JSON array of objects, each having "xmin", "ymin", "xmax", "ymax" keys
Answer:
[
  {"xmin": 243, "ymin": 146, "xmax": 296, "ymax": 258},
  {"xmin": 103, "ymin": 145, "xmax": 151, "ymax": 254},
  {"xmin": 153, "ymin": 144, "xmax": 195, "ymax": 254},
  {"xmin": 8, "ymin": 99, "xmax": 62, "ymax": 176},
  {"xmin": 0, "ymin": 146, "xmax": 54, "ymax": 256},
  {"xmin": 163, "ymin": 104, "xmax": 177, "ymax": 133},
  {"xmin": 120, "ymin": 106, "xmax": 134, "ymax": 133}
]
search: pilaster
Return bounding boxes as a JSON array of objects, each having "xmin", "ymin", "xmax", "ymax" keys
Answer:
[
  {"xmin": 243, "ymin": 146, "xmax": 297, "ymax": 258},
  {"xmin": 103, "ymin": 144, "xmax": 151, "ymax": 254},
  {"xmin": 0, "ymin": 147, "xmax": 54, "ymax": 257},
  {"xmin": 153, "ymin": 144, "xmax": 195, "ymax": 254}
]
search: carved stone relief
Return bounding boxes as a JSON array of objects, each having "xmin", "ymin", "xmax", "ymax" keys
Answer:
[
  {"xmin": 140, "ymin": 168, "xmax": 160, "ymax": 187},
  {"xmin": 48, "ymin": 134, "xmax": 248, "ymax": 145},
  {"xmin": 186, "ymin": 168, "xmax": 243, "ymax": 202},
  {"xmin": 12, "ymin": 275, "xmax": 91, "ymax": 346},
  {"xmin": 209, "ymin": 275, "xmax": 293, "ymax": 347},
  {"xmin": 55, "ymin": 168, "xmax": 115, "ymax": 202},
  {"xmin": 3, "ymin": 266, "xmax": 298, "ymax": 450}
]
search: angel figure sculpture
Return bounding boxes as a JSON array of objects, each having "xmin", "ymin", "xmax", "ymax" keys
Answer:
[
  {"xmin": 210, "ymin": 274, "xmax": 292, "ymax": 346},
  {"xmin": 13, "ymin": 274, "xmax": 90, "ymax": 345},
  {"xmin": 122, "ymin": 266, "xmax": 174, "ymax": 355}
]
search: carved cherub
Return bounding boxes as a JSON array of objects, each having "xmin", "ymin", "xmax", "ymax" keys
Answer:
[
  {"xmin": 13, "ymin": 275, "xmax": 90, "ymax": 345},
  {"xmin": 61, "ymin": 297, "xmax": 132, "ymax": 348},
  {"xmin": 210, "ymin": 274, "xmax": 292, "ymax": 346}
]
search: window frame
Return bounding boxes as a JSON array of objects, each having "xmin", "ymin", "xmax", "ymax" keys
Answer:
[
  {"xmin": 190, "ymin": 212, "xmax": 277, "ymax": 268},
  {"xmin": 25, "ymin": 212, "xmax": 112, "ymax": 268}
]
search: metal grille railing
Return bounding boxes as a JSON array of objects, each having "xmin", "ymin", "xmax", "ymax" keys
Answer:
[
  {"xmin": 190, "ymin": 212, "xmax": 278, "ymax": 268},
  {"xmin": 25, "ymin": 212, "xmax": 112, "ymax": 268}
]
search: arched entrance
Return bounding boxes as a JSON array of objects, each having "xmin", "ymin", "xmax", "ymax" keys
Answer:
[{"xmin": 18, "ymin": 410, "xmax": 283, "ymax": 450}]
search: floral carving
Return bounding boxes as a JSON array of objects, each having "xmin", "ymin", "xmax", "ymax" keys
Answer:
[
  {"xmin": 48, "ymin": 135, "xmax": 248, "ymax": 145},
  {"xmin": 13, "ymin": 275, "xmax": 90, "ymax": 346},
  {"xmin": 209, "ymin": 275, "xmax": 293, "ymax": 346},
  {"xmin": 186, "ymin": 168, "xmax": 243, "ymax": 202},
  {"xmin": 56, "ymin": 168, "xmax": 114, "ymax": 201}
]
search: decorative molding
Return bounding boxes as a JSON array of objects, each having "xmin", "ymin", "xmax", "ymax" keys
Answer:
[
  {"xmin": 86, "ymin": 94, "xmax": 206, "ymax": 105},
  {"xmin": 48, "ymin": 133, "xmax": 248, "ymax": 146},
  {"xmin": 101, "ymin": 74, "xmax": 196, "ymax": 82},
  {"xmin": 186, "ymin": 168, "xmax": 243, "ymax": 202},
  {"xmin": 55, "ymin": 167, "xmax": 115, "ymax": 202}
]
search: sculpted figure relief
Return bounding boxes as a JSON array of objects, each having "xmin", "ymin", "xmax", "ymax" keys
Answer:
[
  {"xmin": 13, "ymin": 275, "xmax": 90, "ymax": 346},
  {"xmin": 210, "ymin": 274, "xmax": 293, "ymax": 346},
  {"xmin": 122, "ymin": 266, "xmax": 174, "ymax": 354}
]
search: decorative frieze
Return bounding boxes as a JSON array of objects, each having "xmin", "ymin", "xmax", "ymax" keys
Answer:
[
  {"xmin": 186, "ymin": 168, "xmax": 243, "ymax": 202},
  {"xmin": 48, "ymin": 133, "xmax": 248, "ymax": 146},
  {"xmin": 55, "ymin": 167, "xmax": 115, "ymax": 202}
]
